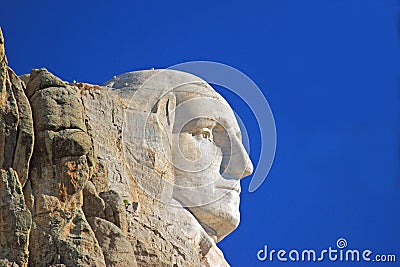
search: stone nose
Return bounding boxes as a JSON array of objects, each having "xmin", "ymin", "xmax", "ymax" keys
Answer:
[
  {"xmin": 241, "ymin": 154, "xmax": 254, "ymax": 178},
  {"xmin": 221, "ymin": 135, "xmax": 254, "ymax": 180}
]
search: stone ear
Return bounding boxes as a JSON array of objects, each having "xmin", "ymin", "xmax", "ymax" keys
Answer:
[{"xmin": 153, "ymin": 93, "xmax": 176, "ymax": 131}]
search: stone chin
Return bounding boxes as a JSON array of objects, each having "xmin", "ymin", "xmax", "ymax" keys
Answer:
[{"xmin": 173, "ymin": 184, "xmax": 242, "ymax": 242}]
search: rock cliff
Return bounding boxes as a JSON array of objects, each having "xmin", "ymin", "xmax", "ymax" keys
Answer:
[{"xmin": 0, "ymin": 28, "xmax": 230, "ymax": 267}]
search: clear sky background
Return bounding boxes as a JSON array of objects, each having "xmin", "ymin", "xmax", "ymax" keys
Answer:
[{"xmin": 1, "ymin": 1, "xmax": 399, "ymax": 266}]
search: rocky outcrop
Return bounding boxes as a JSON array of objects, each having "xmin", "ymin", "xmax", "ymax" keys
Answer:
[
  {"xmin": 0, "ymin": 28, "xmax": 231, "ymax": 267},
  {"xmin": 0, "ymin": 28, "xmax": 33, "ymax": 267},
  {"xmin": 26, "ymin": 68, "xmax": 106, "ymax": 267},
  {"xmin": 88, "ymin": 217, "xmax": 137, "ymax": 267},
  {"xmin": 0, "ymin": 169, "xmax": 31, "ymax": 267}
]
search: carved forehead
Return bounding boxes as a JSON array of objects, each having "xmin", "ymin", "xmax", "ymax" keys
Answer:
[
  {"xmin": 104, "ymin": 69, "xmax": 231, "ymax": 108},
  {"xmin": 104, "ymin": 69, "xmax": 208, "ymax": 92},
  {"xmin": 104, "ymin": 70, "xmax": 204, "ymax": 89},
  {"xmin": 104, "ymin": 69, "xmax": 237, "ymax": 128}
]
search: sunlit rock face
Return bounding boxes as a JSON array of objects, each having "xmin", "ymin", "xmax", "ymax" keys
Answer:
[
  {"xmin": 104, "ymin": 69, "xmax": 253, "ymax": 242},
  {"xmin": 100, "ymin": 69, "xmax": 253, "ymax": 264},
  {"xmin": 0, "ymin": 27, "xmax": 253, "ymax": 267}
]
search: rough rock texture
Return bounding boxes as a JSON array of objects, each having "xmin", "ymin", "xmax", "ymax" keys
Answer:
[
  {"xmin": 0, "ymin": 169, "xmax": 31, "ymax": 267},
  {"xmin": 0, "ymin": 28, "xmax": 33, "ymax": 267},
  {"xmin": 24, "ymin": 68, "xmax": 106, "ymax": 267},
  {"xmin": 88, "ymin": 217, "xmax": 137, "ymax": 267},
  {"xmin": 81, "ymin": 74, "xmax": 230, "ymax": 267},
  {"xmin": 0, "ymin": 28, "xmax": 232, "ymax": 267}
]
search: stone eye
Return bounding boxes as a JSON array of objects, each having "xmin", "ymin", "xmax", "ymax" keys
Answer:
[{"xmin": 192, "ymin": 128, "xmax": 213, "ymax": 142}]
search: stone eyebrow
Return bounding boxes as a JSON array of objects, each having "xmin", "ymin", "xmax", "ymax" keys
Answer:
[
  {"xmin": 179, "ymin": 118, "xmax": 217, "ymax": 133},
  {"xmin": 193, "ymin": 118, "xmax": 217, "ymax": 128}
]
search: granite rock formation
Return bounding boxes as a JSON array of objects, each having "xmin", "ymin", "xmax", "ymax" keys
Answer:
[
  {"xmin": 0, "ymin": 28, "xmax": 33, "ymax": 267},
  {"xmin": 0, "ymin": 28, "xmax": 253, "ymax": 267}
]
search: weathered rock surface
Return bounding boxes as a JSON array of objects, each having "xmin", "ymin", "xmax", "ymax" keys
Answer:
[
  {"xmin": 82, "ymin": 72, "xmax": 232, "ymax": 267},
  {"xmin": 0, "ymin": 28, "xmax": 234, "ymax": 267},
  {"xmin": 88, "ymin": 217, "xmax": 137, "ymax": 267},
  {"xmin": 0, "ymin": 28, "xmax": 33, "ymax": 267},
  {"xmin": 0, "ymin": 169, "xmax": 31, "ymax": 267},
  {"xmin": 26, "ymin": 68, "xmax": 106, "ymax": 267}
]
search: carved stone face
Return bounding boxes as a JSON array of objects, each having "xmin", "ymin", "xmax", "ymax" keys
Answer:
[
  {"xmin": 105, "ymin": 70, "xmax": 253, "ymax": 242},
  {"xmin": 170, "ymin": 79, "xmax": 253, "ymax": 242}
]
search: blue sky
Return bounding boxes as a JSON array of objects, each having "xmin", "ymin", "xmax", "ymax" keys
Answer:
[{"xmin": 1, "ymin": 1, "xmax": 399, "ymax": 266}]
